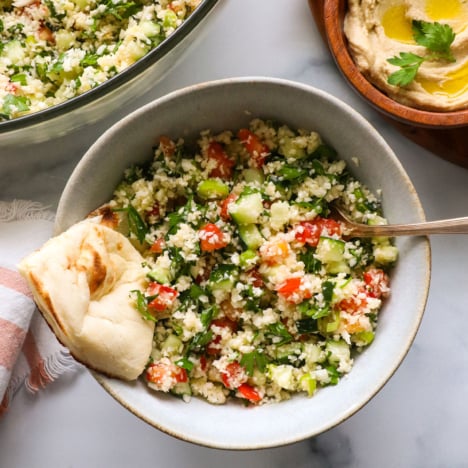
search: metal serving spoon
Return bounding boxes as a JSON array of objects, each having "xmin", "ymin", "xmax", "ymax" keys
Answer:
[{"xmin": 333, "ymin": 205, "xmax": 468, "ymax": 237}]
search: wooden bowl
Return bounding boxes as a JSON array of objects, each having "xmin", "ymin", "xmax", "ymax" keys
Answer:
[{"xmin": 309, "ymin": 0, "xmax": 468, "ymax": 168}]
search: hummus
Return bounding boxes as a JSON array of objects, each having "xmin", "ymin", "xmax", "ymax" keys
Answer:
[{"xmin": 344, "ymin": 0, "xmax": 468, "ymax": 111}]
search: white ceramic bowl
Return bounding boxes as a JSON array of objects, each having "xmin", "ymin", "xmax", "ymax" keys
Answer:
[
  {"xmin": 0, "ymin": 0, "xmax": 218, "ymax": 147},
  {"xmin": 56, "ymin": 77, "xmax": 431, "ymax": 450}
]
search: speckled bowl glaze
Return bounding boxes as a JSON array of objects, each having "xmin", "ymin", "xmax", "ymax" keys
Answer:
[
  {"xmin": 56, "ymin": 77, "xmax": 431, "ymax": 450},
  {"xmin": 0, "ymin": 0, "xmax": 218, "ymax": 147}
]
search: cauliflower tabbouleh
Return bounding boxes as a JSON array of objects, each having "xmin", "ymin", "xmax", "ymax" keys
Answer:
[
  {"xmin": 0, "ymin": 0, "xmax": 201, "ymax": 120},
  {"xmin": 109, "ymin": 119, "xmax": 398, "ymax": 405}
]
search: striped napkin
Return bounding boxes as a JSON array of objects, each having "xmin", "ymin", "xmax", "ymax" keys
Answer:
[{"xmin": 0, "ymin": 200, "xmax": 79, "ymax": 415}]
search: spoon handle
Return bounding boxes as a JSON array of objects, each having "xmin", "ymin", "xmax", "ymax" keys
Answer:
[{"xmin": 349, "ymin": 217, "xmax": 468, "ymax": 237}]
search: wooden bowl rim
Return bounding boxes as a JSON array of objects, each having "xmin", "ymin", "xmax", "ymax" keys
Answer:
[{"xmin": 323, "ymin": 0, "xmax": 468, "ymax": 128}]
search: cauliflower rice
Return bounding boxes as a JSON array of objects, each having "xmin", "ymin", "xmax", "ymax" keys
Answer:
[
  {"xmin": 0, "ymin": 0, "xmax": 201, "ymax": 120},
  {"xmin": 108, "ymin": 119, "xmax": 399, "ymax": 405}
]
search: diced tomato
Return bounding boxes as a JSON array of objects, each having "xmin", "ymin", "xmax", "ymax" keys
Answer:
[
  {"xmin": 206, "ymin": 318, "xmax": 238, "ymax": 356},
  {"xmin": 168, "ymin": 1, "xmax": 183, "ymax": 12},
  {"xmin": 248, "ymin": 269, "xmax": 264, "ymax": 288},
  {"xmin": 259, "ymin": 239, "xmax": 290, "ymax": 264},
  {"xmin": 147, "ymin": 282, "xmax": 178, "ymax": 312},
  {"xmin": 38, "ymin": 25, "xmax": 55, "ymax": 43},
  {"xmin": 149, "ymin": 238, "xmax": 165, "ymax": 254},
  {"xmin": 238, "ymin": 383, "xmax": 262, "ymax": 403},
  {"xmin": 276, "ymin": 277, "xmax": 313, "ymax": 303},
  {"xmin": 200, "ymin": 355, "xmax": 208, "ymax": 372},
  {"xmin": 337, "ymin": 287, "xmax": 368, "ymax": 314},
  {"xmin": 211, "ymin": 317, "xmax": 238, "ymax": 331},
  {"xmin": 294, "ymin": 221, "xmax": 322, "ymax": 246},
  {"xmin": 220, "ymin": 193, "xmax": 238, "ymax": 220},
  {"xmin": 294, "ymin": 217, "xmax": 342, "ymax": 247},
  {"xmin": 221, "ymin": 362, "xmax": 247, "ymax": 389},
  {"xmin": 158, "ymin": 135, "xmax": 176, "ymax": 157},
  {"xmin": 276, "ymin": 277, "xmax": 301, "ymax": 295},
  {"xmin": 206, "ymin": 335, "xmax": 222, "ymax": 356},
  {"xmin": 237, "ymin": 128, "xmax": 269, "ymax": 168},
  {"xmin": 146, "ymin": 360, "xmax": 187, "ymax": 389},
  {"xmin": 198, "ymin": 223, "xmax": 229, "ymax": 251},
  {"xmin": 363, "ymin": 268, "xmax": 390, "ymax": 299},
  {"xmin": 147, "ymin": 203, "xmax": 160, "ymax": 218},
  {"xmin": 5, "ymin": 82, "xmax": 18, "ymax": 94},
  {"xmin": 320, "ymin": 218, "xmax": 342, "ymax": 236},
  {"xmin": 207, "ymin": 141, "xmax": 235, "ymax": 178}
]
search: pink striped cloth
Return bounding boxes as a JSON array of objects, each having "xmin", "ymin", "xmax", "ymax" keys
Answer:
[{"xmin": 0, "ymin": 200, "xmax": 79, "ymax": 415}]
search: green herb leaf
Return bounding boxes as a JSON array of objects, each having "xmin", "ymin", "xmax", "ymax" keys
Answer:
[
  {"xmin": 387, "ymin": 21, "xmax": 457, "ymax": 87},
  {"xmin": 387, "ymin": 52, "xmax": 424, "ymax": 87},
  {"xmin": 240, "ymin": 350, "xmax": 269, "ymax": 376},
  {"xmin": 266, "ymin": 322, "xmax": 293, "ymax": 345},
  {"xmin": 200, "ymin": 305, "xmax": 216, "ymax": 328},
  {"xmin": 126, "ymin": 205, "xmax": 148, "ymax": 243},
  {"xmin": 187, "ymin": 330, "xmax": 214, "ymax": 353},
  {"xmin": 2, "ymin": 94, "xmax": 30, "ymax": 117},
  {"xmin": 10, "ymin": 73, "xmax": 27, "ymax": 85},
  {"xmin": 175, "ymin": 357, "xmax": 194, "ymax": 372},
  {"xmin": 412, "ymin": 20, "xmax": 456, "ymax": 61},
  {"xmin": 325, "ymin": 364, "xmax": 341, "ymax": 385},
  {"xmin": 296, "ymin": 317, "xmax": 318, "ymax": 334},
  {"xmin": 130, "ymin": 290, "xmax": 156, "ymax": 322},
  {"xmin": 322, "ymin": 280, "xmax": 334, "ymax": 303}
]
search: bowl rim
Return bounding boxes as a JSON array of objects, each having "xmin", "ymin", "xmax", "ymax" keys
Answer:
[
  {"xmin": 322, "ymin": 0, "xmax": 468, "ymax": 128},
  {"xmin": 56, "ymin": 76, "xmax": 431, "ymax": 450},
  {"xmin": 0, "ymin": 0, "xmax": 219, "ymax": 134}
]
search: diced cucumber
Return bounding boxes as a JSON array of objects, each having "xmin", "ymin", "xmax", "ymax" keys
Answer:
[
  {"xmin": 352, "ymin": 330, "xmax": 375, "ymax": 346},
  {"xmin": 123, "ymin": 40, "xmax": 147, "ymax": 61},
  {"xmin": 303, "ymin": 342, "xmax": 325, "ymax": 365},
  {"xmin": 279, "ymin": 137, "xmax": 307, "ymax": 159},
  {"xmin": 229, "ymin": 192, "xmax": 263, "ymax": 224},
  {"xmin": 326, "ymin": 260, "xmax": 350, "ymax": 275},
  {"xmin": 316, "ymin": 237, "xmax": 345, "ymax": 263},
  {"xmin": 55, "ymin": 30, "xmax": 76, "ymax": 51},
  {"xmin": 368, "ymin": 216, "xmax": 391, "ymax": 243},
  {"xmin": 210, "ymin": 278, "xmax": 235, "ymax": 293},
  {"xmin": 197, "ymin": 179, "xmax": 230, "ymax": 200},
  {"xmin": 268, "ymin": 364, "xmax": 296, "ymax": 391},
  {"xmin": 318, "ymin": 311, "xmax": 340, "ymax": 333},
  {"xmin": 208, "ymin": 265, "xmax": 238, "ymax": 293},
  {"xmin": 315, "ymin": 237, "xmax": 350, "ymax": 274},
  {"xmin": 242, "ymin": 168, "xmax": 264, "ymax": 184},
  {"xmin": 239, "ymin": 249, "xmax": 259, "ymax": 269},
  {"xmin": 275, "ymin": 342, "xmax": 303, "ymax": 363},
  {"xmin": 238, "ymin": 224, "xmax": 264, "ymax": 250},
  {"xmin": 299, "ymin": 373, "xmax": 317, "ymax": 396},
  {"xmin": 270, "ymin": 201, "xmax": 290, "ymax": 231},
  {"xmin": 171, "ymin": 381, "xmax": 191, "ymax": 397},
  {"xmin": 161, "ymin": 334, "xmax": 183, "ymax": 355},
  {"xmin": 326, "ymin": 339, "xmax": 351, "ymax": 366},
  {"xmin": 139, "ymin": 20, "xmax": 160, "ymax": 38},
  {"xmin": 4, "ymin": 40, "xmax": 24, "ymax": 63},
  {"xmin": 147, "ymin": 265, "xmax": 172, "ymax": 284},
  {"xmin": 163, "ymin": 9, "xmax": 178, "ymax": 28},
  {"xmin": 373, "ymin": 244, "xmax": 398, "ymax": 265},
  {"xmin": 368, "ymin": 215, "xmax": 387, "ymax": 226}
]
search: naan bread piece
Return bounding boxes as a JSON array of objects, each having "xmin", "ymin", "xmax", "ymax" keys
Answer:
[{"xmin": 18, "ymin": 221, "xmax": 153, "ymax": 381}]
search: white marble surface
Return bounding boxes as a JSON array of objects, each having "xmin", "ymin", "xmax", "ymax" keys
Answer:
[{"xmin": 1, "ymin": 0, "xmax": 468, "ymax": 466}]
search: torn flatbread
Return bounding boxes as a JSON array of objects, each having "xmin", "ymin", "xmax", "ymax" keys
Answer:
[{"xmin": 18, "ymin": 220, "xmax": 153, "ymax": 381}]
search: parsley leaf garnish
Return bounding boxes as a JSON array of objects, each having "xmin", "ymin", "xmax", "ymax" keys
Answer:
[
  {"xmin": 240, "ymin": 350, "xmax": 269, "ymax": 376},
  {"xmin": 130, "ymin": 290, "xmax": 156, "ymax": 322},
  {"xmin": 412, "ymin": 20, "xmax": 456, "ymax": 62},
  {"xmin": 266, "ymin": 322, "xmax": 293, "ymax": 345},
  {"xmin": 387, "ymin": 20, "xmax": 456, "ymax": 87},
  {"xmin": 115, "ymin": 204, "xmax": 148, "ymax": 243}
]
